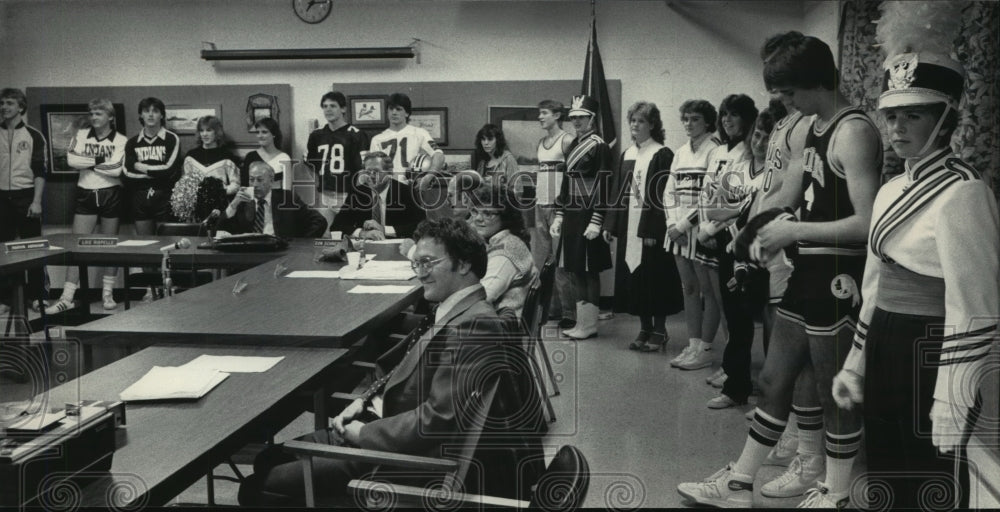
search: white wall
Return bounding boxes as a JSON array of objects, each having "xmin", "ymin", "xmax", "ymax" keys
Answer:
[
  {"xmin": 803, "ymin": 0, "xmax": 841, "ymax": 63},
  {"xmin": 4, "ymin": 0, "xmax": 830, "ymax": 155}
]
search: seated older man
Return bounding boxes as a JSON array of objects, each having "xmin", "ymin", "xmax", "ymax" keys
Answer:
[
  {"xmin": 238, "ymin": 218, "xmax": 544, "ymax": 505},
  {"xmin": 330, "ymin": 150, "xmax": 426, "ymax": 240},
  {"xmin": 220, "ymin": 160, "xmax": 327, "ymax": 238}
]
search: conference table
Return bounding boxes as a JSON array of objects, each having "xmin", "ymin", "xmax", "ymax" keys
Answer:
[
  {"xmin": 0, "ymin": 244, "xmax": 69, "ymax": 328},
  {"xmin": 26, "ymin": 344, "xmax": 347, "ymax": 508}
]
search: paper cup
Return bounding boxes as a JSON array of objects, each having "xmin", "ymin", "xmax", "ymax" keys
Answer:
[{"xmin": 346, "ymin": 251, "xmax": 361, "ymax": 268}]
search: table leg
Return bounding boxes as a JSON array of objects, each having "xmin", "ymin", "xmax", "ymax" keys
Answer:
[
  {"xmin": 78, "ymin": 265, "xmax": 89, "ymax": 314},
  {"xmin": 313, "ymin": 387, "xmax": 328, "ymax": 431}
]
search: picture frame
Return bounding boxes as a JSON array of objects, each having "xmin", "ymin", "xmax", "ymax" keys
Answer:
[
  {"xmin": 165, "ymin": 105, "xmax": 221, "ymax": 135},
  {"xmin": 245, "ymin": 93, "xmax": 279, "ymax": 132},
  {"xmin": 40, "ymin": 103, "xmax": 127, "ymax": 175},
  {"xmin": 349, "ymin": 95, "xmax": 388, "ymax": 128},
  {"xmin": 488, "ymin": 105, "xmax": 575, "ymax": 166},
  {"xmin": 409, "ymin": 107, "xmax": 449, "ymax": 146},
  {"xmin": 442, "ymin": 148, "xmax": 472, "ymax": 172}
]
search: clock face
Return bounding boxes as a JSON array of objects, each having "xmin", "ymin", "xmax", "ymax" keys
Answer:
[{"xmin": 293, "ymin": 0, "xmax": 332, "ymax": 24}]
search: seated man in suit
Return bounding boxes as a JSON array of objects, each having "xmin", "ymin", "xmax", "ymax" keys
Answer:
[
  {"xmin": 330, "ymin": 150, "xmax": 426, "ymax": 240},
  {"xmin": 239, "ymin": 218, "xmax": 541, "ymax": 505},
  {"xmin": 220, "ymin": 161, "xmax": 327, "ymax": 238}
]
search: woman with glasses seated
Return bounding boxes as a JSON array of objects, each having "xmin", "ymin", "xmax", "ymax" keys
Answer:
[{"xmin": 465, "ymin": 183, "xmax": 537, "ymax": 319}]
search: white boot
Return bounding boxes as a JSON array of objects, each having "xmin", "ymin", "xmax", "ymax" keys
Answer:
[{"xmin": 564, "ymin": 302, "xmax": 598, "ymax": 339}]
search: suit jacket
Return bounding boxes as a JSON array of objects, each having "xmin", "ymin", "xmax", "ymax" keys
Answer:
[
  {"xmin": 605, "ymin": 145, "xmax": 675, "ymax": 244},
  {"xmin": 220, "ymin": 188, "xmax": 327, "ymax": 238},
  {"xmin": 357, "ymin": 286, "xmax": 546, "ymax": 499},
  {"xmin": 331, "ymin": 178, "xmax": 426, "ymax": 238}
]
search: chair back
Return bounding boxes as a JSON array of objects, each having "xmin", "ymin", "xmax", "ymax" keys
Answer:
[
  {"xmin": 528, "ymin": 445, "xmax": 590, "ymax": 511},
  {"xmin": 156, "ymin": 222, "xmax": 203, "ymax": 236},
  {"xmin": 535, "ymin": 260, "xmax": 557, "ymax": 331},
  {"xmin": 520, "ymin": 280, "xmax": 542, "ymax": 340}
]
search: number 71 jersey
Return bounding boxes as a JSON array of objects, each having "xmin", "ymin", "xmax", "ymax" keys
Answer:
[
  {"xmin": 369, "ymin": 124, "xmax": 440, "ymax": 179},
  {"xmin": 306, "ymin": 123, "xmax": 369, "ymax": 192}
]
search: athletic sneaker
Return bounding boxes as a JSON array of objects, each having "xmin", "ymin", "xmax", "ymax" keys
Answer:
[
  {"xmin": 706, "ymin": 367, "xmax": 725, "ymax": 385},
  {"xmin": 677, "ymin": 345, "xmax": 713, "ymax": 370},
  {"xmin": 761, "ymin": 454, "xmax": 825, "ymax": 498},
  {"xmin": 710, "ymin": 371, "xmax": 728, "ymax": 388},
  {"xmin": 103, "ymin": 293, "xmax": 117, "ymax": 311},
  {"xmin": 677, "ymin": 463, "xmax": 753, "ymax": 508},
  {"xmin": 44, "ymin": 299, "xmax": 74, "ymax": 315},
  {"xmin": 764, "ymin": 429, "xmax": 799, "ymax": 466},
  {"xmin": 670, "ymin": 345, "xmax": 696, "ymax": 367},
  {"xmin": 796, "ymin": 482, "xmax": 849, "ymax": 508},
  {"xmin": 707, "ymin": 394, "xmax": 745, "ymax": 409},
  {"xmin": 142, "ymin": 287, "xmax": 156, "ymax": 304}
]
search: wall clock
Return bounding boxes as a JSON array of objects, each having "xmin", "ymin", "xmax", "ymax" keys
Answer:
[{"xmin": 293, "ymin": 0, "xmax": 332, "ymax": 24}]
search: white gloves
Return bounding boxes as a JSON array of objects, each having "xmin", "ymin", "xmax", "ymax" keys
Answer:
[
  {"xmin": 583, "ymin": 222, "xmax": 601, "ymax": 240},
  {"xmin": 831, "ymin": 369, "xmax": 864, "ymax": 410},
  {"xmin": 930, "ymin": 399, "xmax": 971, "ymax": 453},
  {"xmin": 549, "ymin": 217, "xmax": 562, "ymax": 238}
]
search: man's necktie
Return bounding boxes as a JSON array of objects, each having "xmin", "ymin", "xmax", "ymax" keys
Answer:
[
  {"xmin": 254, "ymin": 198, "xmax": 266, "ymax": 233},
  {"xmin": 363, "ymin": 312, "xmax": 435, "ymax": 400}
]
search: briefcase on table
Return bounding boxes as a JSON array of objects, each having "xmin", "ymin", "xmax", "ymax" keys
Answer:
[{"xmin": 205, "ymin": 233, "xmax": 289, "ymax": 252}]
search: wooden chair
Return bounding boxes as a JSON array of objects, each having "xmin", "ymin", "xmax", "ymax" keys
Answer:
[
  {"xmin": 347, "ymin": 445, "xmax": 590, "ymax": 510},
  {"xmin": 520, "ymin": 278, "xmax": 557, "ymax": 423},
  {"xmin": 123, "ymin": 223, "xmax": 214, "ymax": 309},
  {"xmin": 284, "ymin": 377, "xmax": 501, "ymax": 507},
  {"xmin": 527, "ymin": 259, "xmax": 561, "ymax": 397}
]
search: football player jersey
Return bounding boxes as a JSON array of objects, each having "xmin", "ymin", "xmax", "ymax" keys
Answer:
[
  {"xmin": 306, "ymin": 123, "xmax": 369, "ymax": 192},
  {"xmin": 369, "ymin": 124, "xmax": 441, "ymax": 181},
  {"xmin": 67, "ymin": 127, "xmax": 126, "ymax": 189}
]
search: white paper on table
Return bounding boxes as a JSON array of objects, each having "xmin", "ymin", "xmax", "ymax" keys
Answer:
[
  {"xmin": 364, "ymin": 239, "xmax": 401, "ymax": 245},
  {"xmin": 6, "ymin": 409, "xmax": 66, "ymax": 432},
  {"xmin": 286, "ymin": 270, "xmax": 341, "ymax": 279},
  {"xmin": 340, "ymin": 260, "xmax": 415, "ymax": 281},
  {"xmin": 119, "ymin": 366, "xmax": 229, "ymax": 401},
  {"xmin": 348, "ymin": 284, "xmax": 418, "ymax": 294},
  {"xmin": 116, "ymin": 240, "xmax": 159, "ymax": 247},
  {"xmin": 179, "ymin": 355, "xmax": 284, "ymax": 373},
  {"xmin": 49, "ymin": 245, "xmax": 64, "ymax": 250}
]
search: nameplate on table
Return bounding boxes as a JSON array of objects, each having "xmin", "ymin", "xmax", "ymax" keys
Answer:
[
  {"xmin": 314, "ymin": 239, "xmax": 343, "ymax": 247},
  {"xmin": 4, "ymin": 239, "xmax": 50, "ymax": 253},
  {"xmin": 77, "ymin": 237, "xmax": 119, "ymax": 247}
]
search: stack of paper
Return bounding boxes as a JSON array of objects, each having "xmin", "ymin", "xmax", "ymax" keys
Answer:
[
  {"xmin": 179, "ymin": 355, "xmax": 284, "ymax": 373},
  {"xmin": 119, "ymin": 366, "xmax": 228, "ymax": 402},
  {"xmin": 340, "ymin": 260, "xmax": 415, "ymax": 281}
]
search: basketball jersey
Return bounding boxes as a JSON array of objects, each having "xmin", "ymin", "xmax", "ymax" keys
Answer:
[
  {"xmin": 307, "ymin": 123, "xmax": 369, "ymax": 192},
  {"xmin": 369, "ymin": 124, "xmax": 440, "ymax": 181},
  {"xmin": 799, "ymin": 108, "xmax": 881, "ymax": 253},
  {"xmin": 535, "ymin": 131, "xmax": 570, "ymax": 205},
  {"xmin": 124, "ymin": 128, "xmax": 181, "ymax": 188},
  {"xmin": 67, "ymin": 127, "xmax": 126, "ymax": 189}
]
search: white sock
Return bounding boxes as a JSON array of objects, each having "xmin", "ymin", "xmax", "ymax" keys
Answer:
[
  {"xmin": 824, "ymin": 430, "xmax": 862, "ymax": 494},
  {"xmin": 102, "ymin": 275, "xmax": 116, "ymax": 296},
  {"xmin": 795, "ymin": 406, "xmax": 824, "ymax": 458},
  {"xmin": 698, "ymin": 339, "xmax": 713, "ymax": 351},
  {"xmin": 734, "ymin": 408, "xmax": 787, "ymax": 476},
  {"xmin": 61, "ymin": 281, "xmax": 78, "ymax": 302},
  {"xmin": 688, "ymin": 337, "xmax": 702, "ymax": 349}
]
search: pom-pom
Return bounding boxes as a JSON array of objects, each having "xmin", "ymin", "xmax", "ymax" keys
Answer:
[
  {"xmin": 170, "ymin": 167, "xmax": 206, "ymax": 222},
  {"xmin": 195, "ymin": 176, "xmax": 228, "ymax": 221},
  {"xmin": 876, "ymin": 1, "xmax": 965, "ymax": 58}
]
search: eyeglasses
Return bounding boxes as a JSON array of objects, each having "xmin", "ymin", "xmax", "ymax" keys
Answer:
[
  {"xmin": 410, "ymin": 256, "xmax": 448, "ymax": 274},
  {"xmin": 468, "ymin": 208, "xmax": 500, "ymax": 220}
]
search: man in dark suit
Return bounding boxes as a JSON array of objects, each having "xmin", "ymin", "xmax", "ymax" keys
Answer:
[
  {"xmin": 220, "ymin": 161, "xmax": 327, "ymax": 238},
  {"xmin": 239, "ymin": 218, "xmax": 543, "ymax": 506},
  {"xmin": 330, "ymin": 150, "xmax": 426, "ymax": 239}
]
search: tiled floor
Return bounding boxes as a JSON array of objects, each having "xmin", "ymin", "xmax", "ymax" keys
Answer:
[{"xmin": 165, "ymin": 311, "xmax": 854, "ymax": 508}]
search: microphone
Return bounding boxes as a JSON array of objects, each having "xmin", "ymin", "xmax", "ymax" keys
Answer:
[
  {"xmin": 160, "ymin": 238, "xmax": 192, "ymax": 252},
  {"xmin": 201, "ymin": 209, "xmax": 221, "ymax": 226}
]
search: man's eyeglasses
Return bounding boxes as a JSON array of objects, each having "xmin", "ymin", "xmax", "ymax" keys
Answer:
[{"xmin": 411, "ymin": 256, "xmax": 448, "ymax": 274}]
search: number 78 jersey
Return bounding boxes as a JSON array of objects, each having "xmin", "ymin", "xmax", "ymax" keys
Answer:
[
  {"xmin": 369, "ymin": 124, "xmax": 441, "ymax": 179},
  {"xmin": 306, "ymin": 123, "xmax": 369, "ymax": 192}
]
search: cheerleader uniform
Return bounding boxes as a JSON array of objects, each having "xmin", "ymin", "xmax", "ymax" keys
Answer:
[
  {"xmin": 554, "ymin": 129, "xmax": 613, "ymax": 273},
  {"xmin": 663, "ymin": 133, "xmax": 719, "ymax": 261},
  {"xmin": 183, "ymin": 146, "xmax": 240, "ymax": 196},
  {"xmin": 842, "ymin": 148, "xmax": 998, "ymax": 509}
]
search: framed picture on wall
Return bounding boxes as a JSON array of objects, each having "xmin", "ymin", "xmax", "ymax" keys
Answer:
[
  {"xmin": 409, "ymin": 107, "xmax": 448, "ymax": 146},
  {"xmin": 245, "ymin": 93, "xmax": 279, "ymax": 132},
  {"xmin": 488, "ymin": 105, "xmax": 575, "ymax": 166},
  {"xmin": 442, "ymin": 148, "xmax": 472, "ymax": 172},
  {"xmin": 349, "ymin": 95, "xmax": 388, "ymax": 128},
  {"xmin": 40, "ymin": 103, "xmax": 127, "ymax": 175},
  {"xmin": 165, "ymin": 105, "xmax": 221, "ymax": 135}
]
